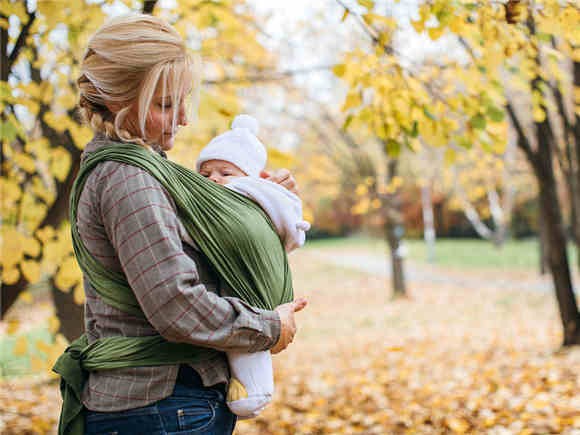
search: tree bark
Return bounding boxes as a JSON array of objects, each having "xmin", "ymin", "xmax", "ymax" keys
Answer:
[
  {"xmin": 385, "ymin": 159, "xmax": 406, "ymax": 297},
  {"xmin": 421, "ymin": 184, "xmax": 436, "ymax": 262},
  {"xmin": 50, "ymin": 279, "xmax": 85, "ymax": 342},
  {"xmin": 534, "ymin": 140, "xmax": 580, "ymax": 345}
]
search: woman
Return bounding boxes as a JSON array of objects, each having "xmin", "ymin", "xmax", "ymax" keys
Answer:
[{"xmin": 55, "ymin": 14, "xmax": 306, "ymax": 435}]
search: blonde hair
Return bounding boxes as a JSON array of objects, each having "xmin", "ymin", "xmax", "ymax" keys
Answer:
[{"xmin": 77, "ymin": 14, "xmax": 199, "ymax": 148}]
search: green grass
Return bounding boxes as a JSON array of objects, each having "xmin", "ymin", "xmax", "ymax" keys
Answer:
[
  {"xmin": 306, "ymin": 235, "xmax": 578, "ymax": 270},
  {"xmin": 0, "ymin": 326, "xmax": 52, "ymax": 378}
]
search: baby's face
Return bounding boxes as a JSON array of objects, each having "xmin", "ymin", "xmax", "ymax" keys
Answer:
[{"xmin": 199, "ymin": 160, "xmax": 247, "ymax": 185}]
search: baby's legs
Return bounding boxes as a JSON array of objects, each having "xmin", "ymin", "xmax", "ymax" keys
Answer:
[{"xmin": 226, "ymin": 350, "xmax": 274, "ymax": 418}]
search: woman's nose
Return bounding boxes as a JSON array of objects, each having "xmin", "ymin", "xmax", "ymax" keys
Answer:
[{"xmin": 177, "ymin": 102, "xmax": 187, "ymax": 126}]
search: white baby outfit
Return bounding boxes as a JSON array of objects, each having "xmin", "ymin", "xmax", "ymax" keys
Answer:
[{"xmin": 196, "ymin": 114, "xmax": 310, "ymax": 418}]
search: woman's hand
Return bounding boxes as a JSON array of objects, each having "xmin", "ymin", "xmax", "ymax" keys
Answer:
[
  {"xmin": 271, "ymin": 298, "xmax": 307, "ymax": 354},
  {"xmin": 260, "ymin": 169, "xmax": 299, "ymax": 195}
]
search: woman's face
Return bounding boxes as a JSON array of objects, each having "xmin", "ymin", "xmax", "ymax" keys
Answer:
[{"xmin": 126, "ymin": 83, "xmax": 188, "ymax": 151}]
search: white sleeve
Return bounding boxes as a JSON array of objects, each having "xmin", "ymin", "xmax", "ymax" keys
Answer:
[{"xmin": 226, "ymin": 178, "xmax": 310, "ymax": 252}]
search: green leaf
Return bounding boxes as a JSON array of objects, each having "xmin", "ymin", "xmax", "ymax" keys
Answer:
[
  {"xmin": 410, "ymin": 120, "xmax": 419, "ymax": 138},
  {"xmin": 343, "ymin": 115, "xmax": 354, "ymax": 130},
  {"xmin": 457, "ymin": 136, "xmax": 472, "ymax": 149},
  {"xmin": 0, "ymin": 119, "xmax": 19, "ymax": 143},
  {"xmin": 423, "ymin": 107, "xmax": 437, "ymax": 121},
  {"xmin": 469, "ymin": 114, "xmax": 486, "ymax": 130},
  {"xmin": 385, "ymin": 139, "xmax": 401, "ymax": 157},
  {"xmin": 536, "ymin": 32, "xmax": 551, "ymax": 43},
  {"xmin": 486, "ymin": 105, "xmax": 504, "ymax": 123},
  {"xmin": 477, "ymin": 65, "xmax": 487, "ymax": 73}
]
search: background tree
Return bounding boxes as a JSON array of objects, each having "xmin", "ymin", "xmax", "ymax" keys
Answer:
[
  {"xmin": 333, "ymin": 0, "xmax": 579, "ymax": 345},
  {"xmin": 0, "ymin": 0, "xmax": 281, "ymax": 348}
]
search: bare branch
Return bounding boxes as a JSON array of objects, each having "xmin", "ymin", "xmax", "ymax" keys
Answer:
[
  {"xmin": 203, "ymin": 64, "xmax": 333, "ymax": 85},
  {"xmin": 7, "ymin": 8, "xmax": 36, "ymax": 73},
  {"xmin": 142, "ymin": 0, "xmax": 157, "ymax": 14}
]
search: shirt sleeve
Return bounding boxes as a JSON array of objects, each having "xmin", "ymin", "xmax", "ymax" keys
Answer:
[{"xmin": 98, "ymin": 162, "xmax": 280, "ymax": 353}]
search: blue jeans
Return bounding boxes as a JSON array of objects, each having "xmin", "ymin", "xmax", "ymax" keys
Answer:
[{"xmin": 85, "ymin": 371, "xmax": 236, "ymax": 435}]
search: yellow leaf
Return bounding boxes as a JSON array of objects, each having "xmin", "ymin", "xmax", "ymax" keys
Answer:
[
  {"xmin": 357, "ymin": 0, "xmax": 374, "ymax": 10},
  {"xmin": 343, "ymin": 92, "xmax": 362, "ymax": 111},
  {"xmin": 21, "ymin": 260, "xmax": 41, "ymax": 283},
  {"xmin": 428, "ymin": 26, "xmax": 445, "ymax": 40},
  {"xmin": 2, "ymin": 266, "xmax": 20, "ymax": 285},
  {"xmin": 18, "ymin": 290, "xmax": 33, "ymax": 303},
  {"xmin": 333, "ymin": 64, "xmax": 346, "ymax": 77},
  {"xmin": 50, "ymin": 147, "xmax": 72, "ymax": 182},
  {"xmin": 30, "ymin": 355, "xmax": 47, "ymax": 373},
  {"xmin": 55, "ymin": 256, "xmax": 82, "ymax": 292},
  {"xmin": 48, "ymin": 316, "xmax": 61, "ymax": 334},
  {"xmin": 411, "ymin": 19, "xmax": 425, "ymax": 33},
  {"xmin": 13, "ymin": 152, "xmax": 37, "ymax": 173},
  {"xmin": 533, "ymin": 106, "xmax": 546, "ymax": 123},
  {"xmin": 74, "ymin": 282, "xmax": 86, "ymax": 305},
  {"xmin": 446, "ymin": 416, "xmax": 470, "ymax": 433},
  {"xmin": 13, "ymin": 335, "xmax": 28, "ymax": 356},
  {"xmin": 6, "ymin": 320, "xmax": 20, "ymax": 335},
  {"xmin": 36, "ymin": 339, "xmax": 52, "ymax": 355}
]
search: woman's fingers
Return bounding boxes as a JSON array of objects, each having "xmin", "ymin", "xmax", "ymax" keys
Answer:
[
  {"xmin": 271, "ymin": 298, "xmax": 307, "ymax": 354},
  {"xmin": 293, "ymin": 297, "xmax": 307, "ymax": 312},
  {"xmin": 260, "ymin": 169, "xmax": 299, "ymax": 195}
]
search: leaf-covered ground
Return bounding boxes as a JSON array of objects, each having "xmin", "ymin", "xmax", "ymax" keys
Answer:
[{"xmin": 1, "ymin": 246, "xmax": 579, "ymax": 434}]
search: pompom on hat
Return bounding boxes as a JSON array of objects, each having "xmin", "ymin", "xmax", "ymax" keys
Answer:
[{"xmin": 196, "ymin": 114, "xmax": 267, "ymax": 178}]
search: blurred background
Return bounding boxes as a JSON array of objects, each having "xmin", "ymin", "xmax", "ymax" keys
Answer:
[{"xmin": 1, "ymin": 0, "xmax": 579, "ymax": 433}]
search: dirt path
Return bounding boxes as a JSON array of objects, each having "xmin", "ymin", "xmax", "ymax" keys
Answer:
[{"xmin": 311, "ymin": 251, "xmax": 558, "ymax": 293}]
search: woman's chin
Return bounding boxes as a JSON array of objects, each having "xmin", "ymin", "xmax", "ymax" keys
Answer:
[{"xmin": 160, "ymin": 137, "xmax": 175, "ymax": 151}]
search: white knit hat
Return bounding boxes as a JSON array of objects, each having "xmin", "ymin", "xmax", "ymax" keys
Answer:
[{"xmin": 196, "ymin": 114, "xmax": 267, "ymax": 178}]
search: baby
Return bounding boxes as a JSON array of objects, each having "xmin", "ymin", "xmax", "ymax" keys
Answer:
[{"xmin": 196, "ymin": 114, "xmax": 310, "ymax": 418}]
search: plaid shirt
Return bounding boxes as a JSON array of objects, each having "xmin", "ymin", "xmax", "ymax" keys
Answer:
[{"xmin": 78, "ymin": 135, "xmax": 281, "ymax": 412}]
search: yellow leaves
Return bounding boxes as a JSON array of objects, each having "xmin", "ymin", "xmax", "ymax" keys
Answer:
[
  {"xmin": 12, "ymin": 152, "xmax": 36, "ymax": 173},
  {"xmin": 54, "ymin": 255, "xmax": 82, "ymax": 292},
  {"xmin": 411, "ymin": 19, "xmax": 425, "ymax": 33},
  {"xmin": 342, "ymin": 92, "xmax": 363, "ymax": 111},
  {"xmin": 48, "ymin": 316, "xmax": 60, "ymax": 334},
  {"xmin": 428, "ymin": 26, "xmax": 445, "ymax": 41},
  {"xmin": 351, "ymin": 197, "xmax": 371, "ymax": 215},
  {"xmin": 2, "ymin": 266, "xmax": 20, "ymax": 285},
  {"xmin": 19, "ymin": 291, "xmax": 33, "ymax": 304},
  {"xmin": 332, "ymin": 63, "xmax": 346, "ymax": 78},
  {"xmin": 533, "ymin": 106, "xmax": 546, "ymax": 123},
  {"xmin": 21, "ymin": 260, "xmax": 41, "ymax": 283},
  {"xmin": 357, "ymin": 0, "xmax": 374, "ymax": 10},
  {"xmin": 13, "ymin": 336, "xmax": 29, "ymax": 357},
  {"xmin": 50, "ymin": 146, "xmax": 72, "ymax": 182},
  {"xmin": 74, "ymin": 282, "xmax": 86, "ymax": 305},
  {"xmin": 446, "ymin": 416, "xmax": 470, "ymax": 433}
]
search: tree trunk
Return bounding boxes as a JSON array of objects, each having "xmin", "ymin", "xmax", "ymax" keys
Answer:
[
  {"xmin": 574, "ymin": 60, "xmax": 580, "ymax": 271},
  {"xmin": 385, "ymin": 159, "xmax": 407, "ymax": 297},
  {"xmin": 50, "ymin": 279, "xmax": 85, "ymax": 342},
  {"xmin": 421, "ymin": 184, "xmax": 436, "ymax": 262},
  {"xmin": 534, "ymin": 113, "xmax": 580, "ymax": 345},
  {"xmin": 538, "ymin": 202, "xmax": 549, "ymax": 276},
  {"xmin": 535, "ymin": 158, "xmax": 580, "ymax": 345}
]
